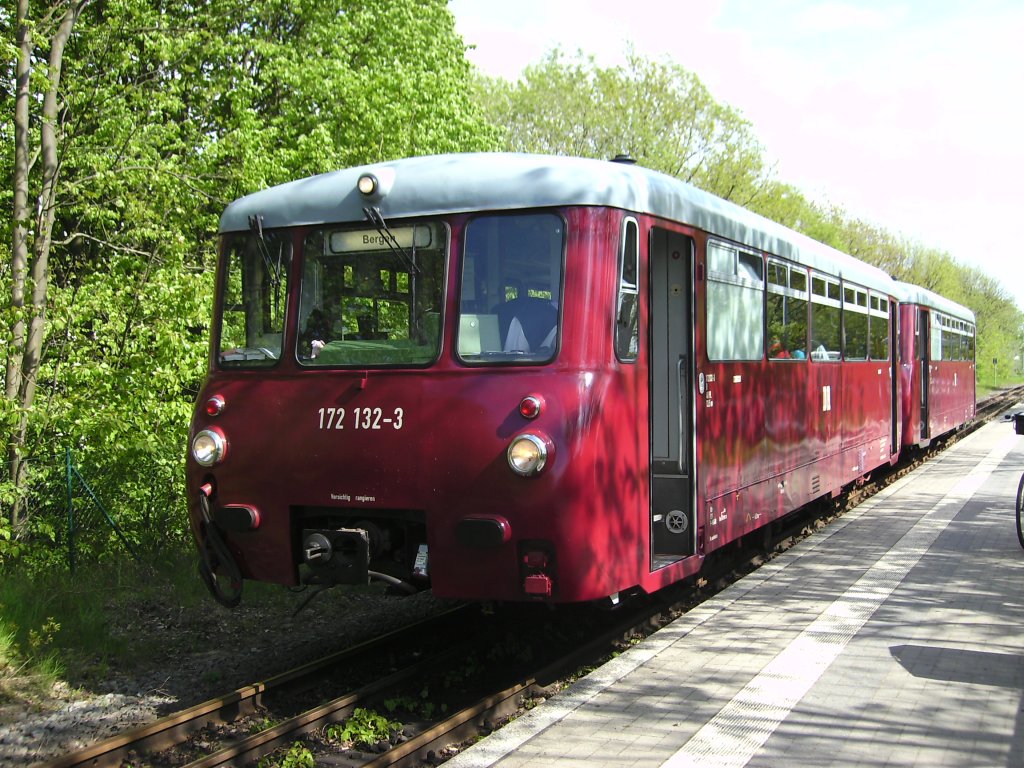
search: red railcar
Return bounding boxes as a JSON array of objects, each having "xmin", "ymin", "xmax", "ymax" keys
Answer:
[{"xmin": 187, "ymin": 154, "xmax": 975, "ymax": 606}]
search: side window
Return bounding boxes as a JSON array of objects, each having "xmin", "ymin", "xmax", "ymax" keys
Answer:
[
  {"xmin": 843, "ymin": 283, "xmax": 869, "ymax": 361},
  {"xmin": 810, "ymin": 274, "xmax": 841, "ymax": 361},
  {"xmin": 930, "ymin": 312, "xmax": 943, "ymax": 361},
  {"xmin": 869, "ymin": 294, "xmax": 890, "ymax": 360},
  {"xmin": 938, "ymin": 315, "xmax": 971, "ymax": 362},
  {"xmin": 766, "ymin": 259, "xmax": 808, "ymax": 360},
  {"xmin": 615, "ymin": 218, "xmax": 640, "ymax": 361},
  {"xmin": 707, "ymin": 240, "xmax": 764, "ymax": 361}
]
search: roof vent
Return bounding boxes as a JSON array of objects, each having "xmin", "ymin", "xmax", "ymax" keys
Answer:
[{"xmin": 610, "ymin": 154, "xmax": 636, "ymax": 165}]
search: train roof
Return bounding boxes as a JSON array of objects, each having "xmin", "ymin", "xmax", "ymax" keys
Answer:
[
  {"xmin": 221, "ymin": 152, "xmax": 906, "ymax": 296},
  {"xmin": 895, "ymin": 281, "xmax": 976, "ymax": 323}
]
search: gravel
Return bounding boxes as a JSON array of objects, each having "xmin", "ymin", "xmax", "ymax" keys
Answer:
[{"xmin": 0, "ymin": 586, "xmax": 453, "ymax": 767}]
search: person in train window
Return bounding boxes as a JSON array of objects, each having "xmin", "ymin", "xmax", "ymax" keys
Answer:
[
  {"xmin": 769, "ymin": 336, "xmax": 792, "ymax": 359},
  {"xmin": 300, "ymin": 309, "xmax": 329, "ymax": 358},
  {"xmin": 497, "ymin": 281, "xmax": 558, "ymax": 353}
]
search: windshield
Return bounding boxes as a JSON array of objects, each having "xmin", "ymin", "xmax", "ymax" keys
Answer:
[
  {"xmin": 217, "ymin": 231, "xmax": 293, "ymax": 367},
  {"xmin": 296, "ymin": 222, "xmax": 446, "ymax": 367},
  {"xmin": 457, "ymin": 213, "xmax": 565, "ymax": 364}
]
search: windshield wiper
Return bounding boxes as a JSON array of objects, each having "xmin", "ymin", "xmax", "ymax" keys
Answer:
[
  {"xmin": 248, "ymin": 214, "xmax": 285, "ymax": 317},
  {"xmin": 363, "ymin": 206, "xmax": 421, "ymax": 275},
  {"xmin": 249, "ymin": 215, "xmax": 284, "ymax": 286}
]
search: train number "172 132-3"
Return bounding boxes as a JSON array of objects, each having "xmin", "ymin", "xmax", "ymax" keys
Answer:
[{"xmin": 317, "ymin": 406, "xmax": 405, "ymax": 430}]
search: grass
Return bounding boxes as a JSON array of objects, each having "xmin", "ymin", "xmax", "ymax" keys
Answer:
[
  {"xmin": 0, "ymin": 545, "xmax": 379, "ymax": 710},
  {"xmin": 976, "ymin": 378, "xmax": 1023, "ymax": 404},
  {"xmin": 0, "ymin": 547, "xmax": 225, "ymax": 707}
]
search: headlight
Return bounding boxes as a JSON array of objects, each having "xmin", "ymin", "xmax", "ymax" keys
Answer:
[
  {"xmin": 507, "ymin": 433, "xmax": 549, "ymax": 477},
  {"xmin": 356, "ymin": 168, "xmax": 395, "ymax": 199},
  {"xmin": 192, "ymin": 428, "xmax": 227, "ymax": 467}
]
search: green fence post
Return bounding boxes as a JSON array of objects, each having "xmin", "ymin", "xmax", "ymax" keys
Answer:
[{"xmin": 66, "ymin": 447, "xmax": 76, "ymax": 574}]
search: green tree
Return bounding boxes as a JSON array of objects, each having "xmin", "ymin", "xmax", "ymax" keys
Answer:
[
  {"xmin": 475, "ymin": 48, "xmax": 771, "ymax": 204},
  {"xmin": 3, "ymin": 0, "xmax": 86, "ymax": 529},
  {"xmin": 1, "ymin": 0, "xmax": 494, "ymax": 559}
]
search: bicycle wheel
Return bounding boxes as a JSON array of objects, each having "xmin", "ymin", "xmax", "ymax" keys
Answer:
[{"xmin": 1016, "ymin": 473, "xmax": 1024, "ymax": 549}]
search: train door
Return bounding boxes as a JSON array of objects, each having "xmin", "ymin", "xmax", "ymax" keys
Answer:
[
  {"xmin": 917, "ymin": 308, "xmax": 930, "ymax": 439},
  {"xmin": 649, "ymin": 227, "xmax": 696, "ymax": 567},
  {"xmin": 889, "ymin": 300, "xmax": 899, "ymax": 454}
]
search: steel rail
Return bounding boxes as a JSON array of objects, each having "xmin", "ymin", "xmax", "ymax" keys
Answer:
[
  {"xmin": 181, "ymin": 651, "xmax": 456, "ymax": 768},
  {"xmin": 187, "ymin": 593, "xmax": 680, "ymax": 767},
  {"xmin": 36, "ymin": 604, "xmax": 469, "ymax": 768}
]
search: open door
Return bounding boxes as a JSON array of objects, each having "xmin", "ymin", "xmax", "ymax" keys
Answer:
[
  {"xmin": 649, "ymin": 228, "xmax": 695, "ymax": 568},
  {"xmin": 918, "ymin": 308, "xmax": 930, "ymax": 440}
]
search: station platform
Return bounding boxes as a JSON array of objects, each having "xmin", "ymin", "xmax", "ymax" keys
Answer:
[{"xmin": 446, "ymin": 413, "xmax": 1024, "ymax": 768}]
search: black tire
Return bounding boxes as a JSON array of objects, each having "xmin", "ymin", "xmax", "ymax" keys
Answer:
[{"xmin": 1016, "ymin": 473, "xmax": 1024, "ymax": 550}]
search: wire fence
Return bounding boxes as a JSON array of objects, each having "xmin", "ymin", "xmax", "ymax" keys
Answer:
[
  {"xmin": 12, "ymin": 447, "xmax": 190, "ymax": 572},
  {"xmin": 65, "ymin": 449, "xmax": 140, "ymax": 572}
]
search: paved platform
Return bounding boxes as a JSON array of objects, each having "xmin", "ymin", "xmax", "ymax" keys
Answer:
[{"xmin": 447, "ymin": 412, "xmax": 1024, "ymax": 768}]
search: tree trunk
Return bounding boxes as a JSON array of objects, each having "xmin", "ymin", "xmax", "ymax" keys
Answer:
[
  {"xmin": 7, "ymin": 0, "xmax": 33, "ymax": 530},
  {"xmin": 5, "ymin": 0, "xmax": 83, "ymax": 529}
]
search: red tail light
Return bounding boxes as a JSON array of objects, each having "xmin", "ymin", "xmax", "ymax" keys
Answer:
[
  {"xmin": 205, "ymin": 394, "xmax": 226, "ymax": 416},
  {"xmin": 519, "ymin": 395, "xmax": 543, "ymax": 419}
]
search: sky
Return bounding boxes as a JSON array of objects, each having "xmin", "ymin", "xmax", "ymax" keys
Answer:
[{"xmin": 448, "ymin": 0, "xmax": 1024, "ymax": 312}]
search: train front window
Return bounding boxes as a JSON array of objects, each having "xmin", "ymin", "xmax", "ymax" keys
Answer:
[
  {"xmin": 457, "ymin": 213, "xmax": 565, "ymax": 364},
  {"xmin": 217, "ymin": 230, "xmax": 293, "ymax": 367},
  {"xmin": 296, "ymin": 222, "xmax": 445, "ymax": 367}
]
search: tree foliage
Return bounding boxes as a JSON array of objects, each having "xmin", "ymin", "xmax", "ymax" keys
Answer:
[
  {"xmin": 1, "ymin": 0, "xmax": 495, "ymax": 563},
  {"xmin": 475, "ymin": 49, "xmax": 773, "ymax": 205}
]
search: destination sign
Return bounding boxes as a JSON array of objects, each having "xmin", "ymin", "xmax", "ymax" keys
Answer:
[{"xmin": 328, "ymin": 226, "xmax": 431, "ymax": 254}]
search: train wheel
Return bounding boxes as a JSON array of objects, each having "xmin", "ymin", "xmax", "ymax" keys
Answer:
[{"xmin": 1016, "ymin": 473, "xmax": 1024, "ymax": 550}]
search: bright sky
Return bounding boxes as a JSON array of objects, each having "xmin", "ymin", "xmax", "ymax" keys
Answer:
[{"xmin": 449, "ymin": 0, "xmax": 1024, "ymax": 312}]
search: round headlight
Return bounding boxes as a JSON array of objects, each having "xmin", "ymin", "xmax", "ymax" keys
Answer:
[
  {"xmin": 507, "ymin": 433, "xmax": 549, "ymax": 477},
  {"xmin": 357, "ymin": 173, "xmax": 378, "ymax": 195},
  {"xmin": 356, "ymin": 168, "xmax": 395, "ymax": 198},
  {"xmin": 192, "ymin": 428, "xmax": 227, "ymax": 467}
]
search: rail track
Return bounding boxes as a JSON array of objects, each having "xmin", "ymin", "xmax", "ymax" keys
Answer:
[{"xmin": 39, "ymin": 386, "xmax": 1024, "ymax": 768}]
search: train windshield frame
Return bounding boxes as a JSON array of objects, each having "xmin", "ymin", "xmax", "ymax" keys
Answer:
[
  {"xmin": 457, "ymin": 212, "xmax": 565, "ymax": 365},
  {"xmin": 217, "ymin": 230, "xmax": 294, "ymax": 368},
  {"xmin": 295, "ymin": 221, "xmax": 447, "ymax": 368}
]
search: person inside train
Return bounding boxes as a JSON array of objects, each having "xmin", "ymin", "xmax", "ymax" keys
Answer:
[
  {"xmin": 496, "ymin": 279, "xmax": 558, "ymax": 353},
  {"xmin": 769, "ymin": 336, "xmax": 792, "ymax": 359},
  {"xmin": 300, "ymin": 308, "xmax": 329, "ymax": 358}
]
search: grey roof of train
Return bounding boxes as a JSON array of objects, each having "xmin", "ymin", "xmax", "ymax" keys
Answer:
[
  {"xmin": 895, "ymin": 281, "xmax": 975, "ymax": 323},
  {"xmin": 220, "ymin": 152, "xmax": 973, "ymax": 322}
]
